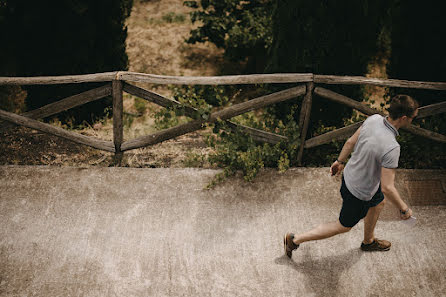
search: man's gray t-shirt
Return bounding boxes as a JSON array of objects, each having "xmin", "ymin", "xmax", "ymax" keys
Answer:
[{"xmin": 344, "ymin": 114, "xmax": 400, "ymax": 201}]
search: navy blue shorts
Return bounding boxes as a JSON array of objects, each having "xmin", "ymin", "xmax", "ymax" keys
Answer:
[{"xmin": 339, "ymin": 176, "xmax": 384, "ymax": 228}]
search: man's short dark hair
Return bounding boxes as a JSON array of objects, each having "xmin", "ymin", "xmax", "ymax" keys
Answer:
[{"xmin": 387, "ymin": 95, "xmax": 419, "ymax": 120}]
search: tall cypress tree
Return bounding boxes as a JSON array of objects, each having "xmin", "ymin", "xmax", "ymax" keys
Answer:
[
  {"xmin": 0, "ymin": 0, "xmax": 133, "ymax": 125},
  {"xmin": 388, "ymin": 0, "xmax": 446, "ymax": 168},
  {"xmin": 266, "ymin": 0, "xmax": 387, "ymax": 134}
]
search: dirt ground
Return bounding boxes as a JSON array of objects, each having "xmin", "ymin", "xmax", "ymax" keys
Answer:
[
  {"xmin": 0, "ymin": 0, "xmax": 220, "ymax": 168},
  {"xmin": 0, "ymin": 125, "xmax": 214, "ymax": 168}
]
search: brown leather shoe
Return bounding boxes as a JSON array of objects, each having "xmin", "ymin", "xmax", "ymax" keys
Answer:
[
  {"xmin": 360, "ymin": 238, "xmax": 391, "ymax": 251},
  {"xmin": 284, "ymin": 233, "xmax": 299, "ymax": 258}
]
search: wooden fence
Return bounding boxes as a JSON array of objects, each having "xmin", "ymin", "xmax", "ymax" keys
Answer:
[{"xmin": 0, "ymin": 71, "xmax": 445, "ymax": 165}]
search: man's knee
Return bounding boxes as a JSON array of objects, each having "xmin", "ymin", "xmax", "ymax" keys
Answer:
[
  {"xmin": 340, "ymin": 225, "xmax": 352, "ymax": 233},
  {"xmin": 337, "ymin": 221, "xmax": 352, "ymax": 233},
  {"xmin": 375, "ymin": 198, "xmax": 386, "ymax": 209}
]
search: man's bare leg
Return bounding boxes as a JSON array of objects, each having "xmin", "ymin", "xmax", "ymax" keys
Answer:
[
  {"xmin": 363, "ymin": 199, "xmax": 386, "ymax": 244},
  {"xmin": 292, "ymin": 220, "xmax": 352, "ymax": 245}
]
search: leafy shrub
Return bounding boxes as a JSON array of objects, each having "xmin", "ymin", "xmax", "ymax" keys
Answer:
[
  {"xmin": 154, "ymin": 85, "xmax": 232, "ymax": 130},
  {"xmin": 205, "ymin": 103, "xmax": 301, "ymax": 187},
  {"xmin": 133, "ymin": 97, "xmax": 147, "ymax": 115},
  {"xmin": 184, "ymin": 0, "xmax": 273, "ymax": 73},
  {"xmin": 162, "ymin": 12, "xmax": 186, "ymax": 23},
  {"xmin": 153, "ymin": 84, "xmax": 302, "ymax": 184}
]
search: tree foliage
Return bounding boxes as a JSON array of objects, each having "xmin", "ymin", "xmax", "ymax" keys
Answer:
[
  {"xmin": 387, "ymin": 0, "xmax": 446, "ymax": 168},
  {"xmin": 184, "ymin": 0, "xmax": 273, "ymax": 73},
  {"xmin": 182, "ymin": 0, "xmax": 445, "ymax": 175},
  {"xmin": 0, "ymin": 0, "xmax": 133, "ymax": 125},
  {"xmin": 267, "ymin": 0, "xmax": 388, "ymax": 136}
]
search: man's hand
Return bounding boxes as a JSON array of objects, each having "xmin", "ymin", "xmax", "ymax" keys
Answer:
[
  {"xmin": 400, "ymin": 208, "xmax": 413, "ymax": 220},
  {"xmin": 330, "ymin": 160, "xmax": 344, "ymax": 176}
]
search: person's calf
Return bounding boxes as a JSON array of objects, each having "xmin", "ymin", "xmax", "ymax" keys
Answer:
[{"xmin": 292, "ymin": 221, "xmax": 352, "ymax": 246}]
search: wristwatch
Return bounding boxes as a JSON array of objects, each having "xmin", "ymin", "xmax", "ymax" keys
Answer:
[
  {"xmin": 336, "ymin": 159, "xmax": 345, "ymax": 165},
  {"xmin": 400, "ymin": 208, "xmax": 409, "ymax": 215}
]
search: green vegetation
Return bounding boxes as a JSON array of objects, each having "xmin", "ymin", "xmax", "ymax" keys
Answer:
[
  {"xmin": 177, "ymin": 0, "xmax": 445, "ymax": 181},
  {"xmin": 0, "ymin": 0, "xmax": 444, "ymax": 177},
  {"xmin": 184, "ymin": 0, "xmax": 273, "ymax": 73},
  {"xmin": 162, "ymin": 12, "xmax": 186, "ymax": 23}
]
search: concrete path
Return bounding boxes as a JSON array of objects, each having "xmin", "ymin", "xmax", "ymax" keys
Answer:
[{"xmin": 0, "ymin": 166, "xmax": 445, "ymax": 297}]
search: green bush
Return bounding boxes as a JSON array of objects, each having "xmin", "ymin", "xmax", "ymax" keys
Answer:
[
  {"xmin": 152, "ymin": 84, "xmax": 302, "ymax": 184},
  {"xmin": 133, "ymin": 97, "xmax": 147, "ymax": 115},
  {"xmin": 154, "ymin": 85, "xmax": 232, "ymax": 130},
  {"xmin": 184, "ymin": 0, "xmax": 273, "ymax": 73},
  {"xmin": 205, "ymin": 104, "xmax": 301, "ymax": 187},
  {"xmin": 162, "ymin": 12, "xmax": 186, "ymax": 23}
]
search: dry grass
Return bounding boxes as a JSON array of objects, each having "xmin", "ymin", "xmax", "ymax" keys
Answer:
[
  {"xmin": 1, "ymin": 0, "xmax": 223, "ymax": 168},
  {"xmin": 74, "ymin": 0, "xmax": 223, "ymax": 168},
  {"xmin": 126, "ymin": 0, "xmax": 223, "ymax": 77},
  {"xmin": 363, "ymin": 56, "xmax": 389, "ymax": 112}
]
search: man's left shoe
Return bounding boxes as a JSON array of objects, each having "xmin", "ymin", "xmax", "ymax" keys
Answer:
[
  {"xmin": 360, "ymin": 239, "xmax": 391, "ymax": 251},
  {"xmin": 284, "ymin": 233, "xmax": 299, "ymax": 258}
]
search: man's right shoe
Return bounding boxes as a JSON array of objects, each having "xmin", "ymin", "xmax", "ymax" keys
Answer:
[
  {"xmin": 360, "ymin": 238, "xmax": 391, "ymax": 252},
  {"xmin": 284, "ymin": 233, "xmax": 299, "ymax": 258}
]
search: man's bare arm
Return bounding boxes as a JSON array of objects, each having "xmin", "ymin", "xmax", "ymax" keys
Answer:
[
  {"xmin": 338, "ymin": 126, "xmax": 361, "ymax": 162},
  {"xmin": 330, "ymin": 127, "xmax": 361, "ymax": 176},
  {"xmin": 381, "ymin": 167, "xmax": 412, "ymax": 219}
]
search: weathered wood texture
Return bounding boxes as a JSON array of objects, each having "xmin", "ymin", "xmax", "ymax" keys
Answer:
[
  {"xmin": 123, "ymin": 83, "xmax": 197, "ymax": 117},
  {"xmin": 314, "ymin": 87, "xmax": 385, "ymax": 116},
  {"xmin": 402, "ymin": 125, "xmax": 446, "ymax": 143},
  {"xmin": 417, "ymin": 101, "xmax": 446, "ymax": 119},
  {"xmin": 209, "ymin": 86, "xmax": 305, "ymax": 120},
  {"xmin": 0, "ymin": 109, "xmax": 115, "ymax": 152},
  {"xmin": 314, "ymin": 75, "xmax": 446, "ymax": 90},
  {"xmin": 112, "ymin": 80, "xmax": 124, "ymax": 153},
  {"xmin": 305, "ymin": 88, "xmax": 446, "ymax": 147},
  {"xmin": 124, "ymin": 82, "xmax": 288, "ymax": 144},
  {"xmin": 1, "ymin": 71, "xmax": 445, "ymax": 90},
  {"xmin": 22, "ymin": 84, "xmax": 112, "ymax": 119},
  {"xmin": 121, "ymin": 86, "xmax": 306, "ymax": 151},
  {"xmin": 304, "ymin": 122, "xmax": 363, "ymax": 149},
  {"xmin": 297, "ymin": 82, "xmax": 315, "ymax": 165},
  {"xmin": 0, "ymin": 72, "xmax": 118, "ymax": 85},
  {"xmin": 225, "ymin": 121, "xmax": 287, "ymax": 144},
  {"xmin": 119, "ymin": 72, "xmax": 313, "ymax": 85},
  {"xmin": 304, "ymin": 118, "xmax": 446, "ymax": 148}
]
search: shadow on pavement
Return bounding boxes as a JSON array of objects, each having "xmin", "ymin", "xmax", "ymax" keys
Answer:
[{"xmin": 275, "ymin": 248, "xmax": 363, "ymax": 296}]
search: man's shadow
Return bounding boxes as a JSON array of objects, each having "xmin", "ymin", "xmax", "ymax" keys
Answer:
[{"xmin": 275, "ymin": 248, "xmax": 363, "ymax": 297}]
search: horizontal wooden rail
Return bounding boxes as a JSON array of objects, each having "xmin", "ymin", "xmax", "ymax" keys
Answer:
[
  {"xmin": 119, "ymin": 72, "xmax": 313, "ymax": 85},
  {"xmin": 1, "ymin": 71, "xmax": 445, "ymax": 89},
  {"xmin": 123, "ymin": 82, "xmax": 288, "ymax": 144},
  {"xmin": 304, "ymin": 122, "xmax": 363, "ymax": 148},
  {"xmin": 402, "ymin": 125, "xmax": 446, "ymax": 143},
  {"xmin": 315, "ymin": 87, "xmax": 385, "ymax": 116},
  {"xmin": 0, "ymin": 109, "xmax": 115, "ymax": 152},
  {"xmin": 121, "ymin": 85, "xmax": 305, "ymax": 151},
  {"xmin": 314, "ymin": 75, "xmax": 446, "ymax": 90},
  {"xmin": 417, "ymin": 101, "xmax": 446, "ymax": 119},
  {"xmin": 0, "ymin": 72, "xmax": 118, "ymax": 85},
  {"xmin": 123, "ymin": 82, "xmax": 197, "ymax": 117},
  {"xmin": 225, "ymin": 122, "xmax": 287, "ymax": 144},
  {"xmin": 22, "ymin": 84, "xmax": 112, "ymax": 119}
]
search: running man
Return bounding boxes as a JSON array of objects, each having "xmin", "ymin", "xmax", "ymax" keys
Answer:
[{"xmin": 284, "ymin": 94, "xmax": 419, "ymax": 257}]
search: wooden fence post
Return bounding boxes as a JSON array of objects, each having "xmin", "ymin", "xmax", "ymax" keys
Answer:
[
  {"xmin": 297, "ymin": 82, "xmax": 314, "ymax": 166},
  {"xmin": 112, "ymin": 80, "xmax": 124, "ymax": 165}
]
